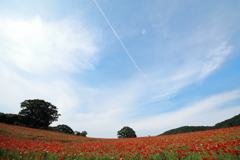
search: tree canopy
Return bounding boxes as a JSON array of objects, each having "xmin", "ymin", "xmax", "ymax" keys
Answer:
[
  {"xmin": 80, "ymin": 131, "xmax": 87, "ymax": 137},
  {"xmin": 51, "ymin": 124, "xmax": 74, "ymax": 134},
  {"xmin": 18, "ymin": 99, "xmax": 61, "ymax": 128},
  {"xmin": 117, "ymin": 126, "xmax": 137, "ymax": 138},
  {"xmin": 74, "ymin": 131, "xmax": 88, "ymax": 137}
]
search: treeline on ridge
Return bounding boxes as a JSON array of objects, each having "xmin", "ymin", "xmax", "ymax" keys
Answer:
[
  {"xmin": 0, "ymin": 99, "xmax": 87, "ymax": 137},
  {"xmin": 0, "ymin": 112, "xmax": 87, "ymax": 137},
  {"xmin": 0, "ymin": 99, "xmax": 136, "ymax": 138},
  {"xmin": 1, "ymin": 99, "xmax": 239, "ymax": 138},
  {"xmin": 160, "ymin": 113, "xmax": 240, "ymax": 135}
]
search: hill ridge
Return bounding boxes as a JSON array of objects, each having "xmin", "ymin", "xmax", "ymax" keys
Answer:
[{"xmin": 159, "ymin": 113, "xmax": 240, "ymax": 135}]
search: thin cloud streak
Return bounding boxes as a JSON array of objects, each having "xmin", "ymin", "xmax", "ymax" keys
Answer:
[
  {"xmin": 0, "ymin": 0, "xmax": 239, "ymax": 139},
  {"xmin": 94, "ymin": 0, "xmax": 161, "ymax": 95}
]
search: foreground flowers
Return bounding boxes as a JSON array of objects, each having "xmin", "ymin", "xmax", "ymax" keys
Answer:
[{"xmin": 0, "ymin": 123, "xmax": 239, "ymax": 159}]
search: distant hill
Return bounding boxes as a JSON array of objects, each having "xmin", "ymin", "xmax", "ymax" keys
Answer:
[
  {"xmin": 160, "ymin": 113, "xmax": 240, "ymax": 135},
  {"xmin": 213, "ymin": 114, "xmax": 240, "ymax": 129}
]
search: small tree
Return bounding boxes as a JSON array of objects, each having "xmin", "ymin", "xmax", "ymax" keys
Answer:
[
  {"xmin": 117, "ymin": 126, "xmax": 137, "ymax": 138},
  {"xmin": 74, "ymin": 131, "xmax": 87, "ymax": 137},
  {"xmin": 74, "ymin": 131, "xmax": 81, "ymax": 136},
  {"xmin": 18, "ymin": 99, "xmax": 61, "ymax": 128},
  {"xmin": 80, "ymin": 131, "xmax": 87, "ymax": 137},
  {"xmin": 55, "ymin": 124, "xmax": 74, "ymax": 134}
]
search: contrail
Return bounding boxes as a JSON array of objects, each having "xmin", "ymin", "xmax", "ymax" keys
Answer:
[{"xmin": 93, "ymin": 0, "xmax": 160, "ymax": 94}]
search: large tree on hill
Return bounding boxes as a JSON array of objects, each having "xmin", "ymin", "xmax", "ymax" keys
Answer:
[
  {"xmin": 18, "ymin": 99, "xmax": 61, "ymax": 128},
  {"xmin": 117, "ymin": 126, "xmax": 137, "ymax": 138}
]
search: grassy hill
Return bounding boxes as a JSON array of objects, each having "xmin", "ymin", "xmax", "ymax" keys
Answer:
[
  {"xmin": 160, "ymin": 113, "xmax": 240, "ymax": 135},
  {"xmin": 0, "ymin": 123, "xmax": 240, "ymax": 159}
]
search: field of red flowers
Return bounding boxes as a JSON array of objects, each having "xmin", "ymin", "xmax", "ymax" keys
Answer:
[{"xmin": 0, "ymin": 123, "xmax": 239, "ymax": 160}]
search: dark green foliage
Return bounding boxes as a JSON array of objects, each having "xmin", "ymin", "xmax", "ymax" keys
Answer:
[
  {"xmin": 160, "ymin": 126, "xmax": 212, "ymax": 135},
  {"xmin": 74, "ymin": 131, "xmax": 81, "ymax": 136},
  {"xmin": 80, "ymin": 131, "xmax": 87, "ymax": 137},
  {"xmin": 214, "ymin": 114, "xmax": 240, "ymax": 129},
  {"xmin": 18, "ymin": 99, "xmax": 61, "ymax": 129},
  {"xmin": 74, "ymin": 131, "xmax": 88, "ymax": 137},
  {"xmin": 0, "ymin": 112, "xmax": 7, "ymax": 123},
  {"xmin": 117, "ymin": 126, "xmax": 137, "ymax": 138},
  {"xmin": 5, "ymin": 114, "xmax": 19, "ymax": 125},
  {"xmin": 160, "ymin": 114, "xmax": 240, "ymax": 135},
  {"xmin": 0, "ymin": 112, "xmax": 24, "ymax": 125},
  {"xmin": 0, "ymin": 112, "xmax": 6, "ymax": 122},
  {"xmin": 50, "ymin": 124, "xmax": 74, "ymax": 134}
]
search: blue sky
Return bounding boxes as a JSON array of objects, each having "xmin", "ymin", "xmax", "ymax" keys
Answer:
[{"xmin": 0, "ymin": 0, "xmax": 240, "ymax": 138}]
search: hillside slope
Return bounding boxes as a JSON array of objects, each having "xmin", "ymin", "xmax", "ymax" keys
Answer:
[
  {"xmin": 214, "ymin": 113, "xmax": 240, "ymax": 129},
  {"xmin": 160, "ymin": 113, "xmax": 240, "ymax": 135},
  {"xmin": 0, "ymin": 123, "xmax": 240, "ymax": 160}
]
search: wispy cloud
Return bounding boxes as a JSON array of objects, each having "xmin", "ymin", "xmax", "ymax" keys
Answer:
[
  {"xmin": 139, "ymin": 14, "xmax": 235, "ymax": 101},
  {"xmin": 94, "ymin": 0, "xmax": 160, "ymax": 95},
  {"xmin": 199, "ymin": 41, "xmax": 233, "ymax": 79},
  {"xmin": 54, "ymin": 78, "xmax": 145, "ymax": 138},
  {"xmin": 0, "ymin": 16, "xmax": 99, "ymax": 74},
  {"xmin": 0, "ymin": 1, "xmax": 239, "ymax": 139},
  {"xmin": 0, "ymin": 15, "xmax": 100, "ymax": 114},
  {"xmin": 55, "ymin": 84, "xmax": 240, "ymax": 138},
  {"xmin": 142, "ymin": 29, "xmax": 146, "ymax": 35},
  {"xmin": 130, "ymin": 89, "xmax": 240, "ymax": 137}
]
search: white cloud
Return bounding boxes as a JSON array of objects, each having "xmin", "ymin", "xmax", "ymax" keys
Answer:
[
  {"xmin": 0, "ymin": 16, "xmax": 99, "ymax": 75},
  {"xmin": 51, "ymin": 78, "xmax": 145, "ymax": 138},
  {"xmin": 57, "ymin": 86, "xmax": 240, "ymax": 138},
  {"xmin": 0, "ymin": 1, "xmax": 238, "ymax": 139},
  {"xmin": 0, "ymin": 61, "xmax": 80, "ymax": 114},
  {"xmin": 130, "ymin": 89, "xmax": 240, "ymax": 137},
  {"xmin": 141, "ymin": 25, "xmax": 234, "ymax": 102},
  {"xmin": 0, "ymin": 15, "xmax": 100, "ymax": 114},
  {"xmin": 199, "ymin": 41, "xmax": 233, "ymax": 79},
  {"xmin": 135, "ymin": 0, "xmax": 235, "ymax": 99}
]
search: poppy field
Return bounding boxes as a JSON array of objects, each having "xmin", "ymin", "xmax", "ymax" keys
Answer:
[{"xmin": 0, "ymin": 123, "xmax": 239, "ymax": 160}]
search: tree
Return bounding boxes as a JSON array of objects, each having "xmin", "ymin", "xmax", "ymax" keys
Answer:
[
  {"xmin": 0, "ymin": 112, "xmax": 6, "ymax": 123},
  {"xmin": 80, "ymin": 131, "xmax": 87, "ymax": 137},
  {"xmin": 18, "ymin": 99, "xmax": 61, "ymax": 128},
  {"xmin": 54, "ymin": 124, "xmax": 74, "ymax": 134},
  {"xmin": 74, "ymin": 131, "xmax": 81, "ymax": 136},
  {"xmin": 0, "ymin": 112, "xmax": 25, "ymax": 126},
  {"xmin": 74, "ymin": 131, "xmax": 87, "ymax": 137},
  {"xmin": 117, "ymin": 126, "xmax": 137, "ymax": 138}
]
